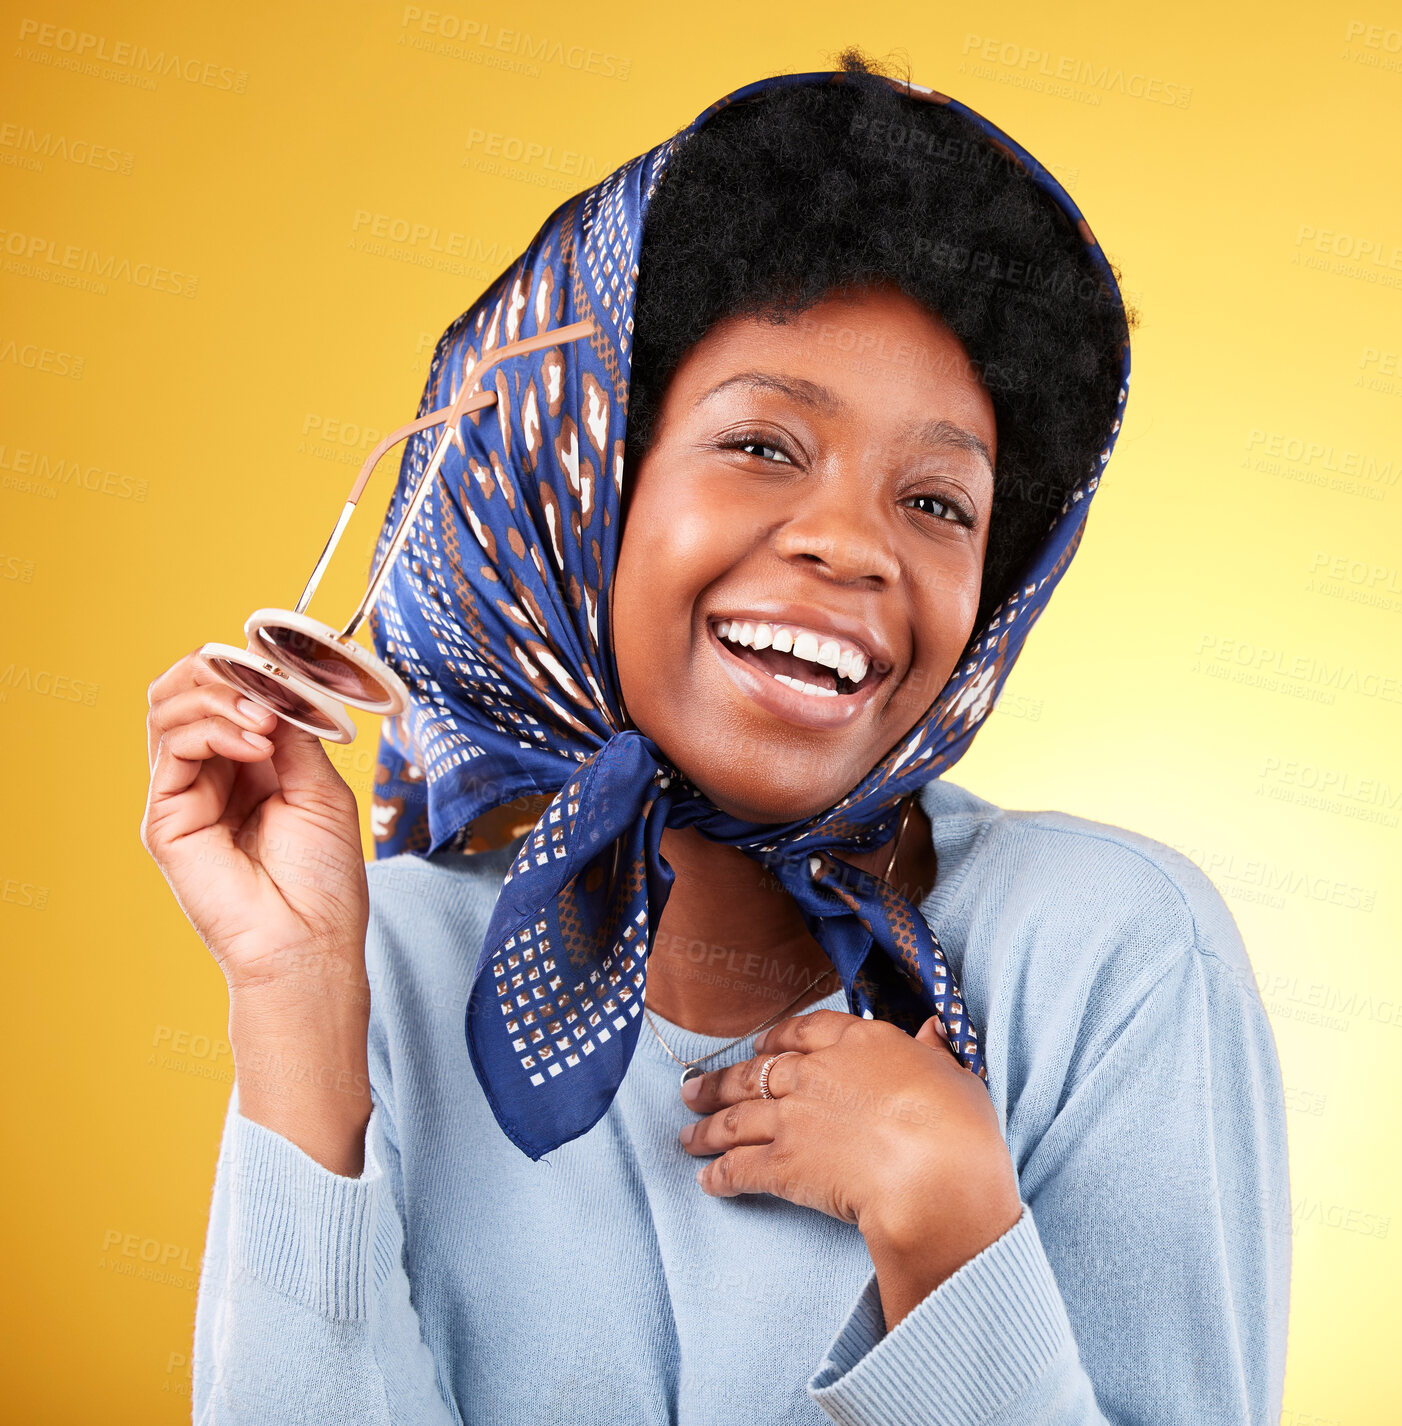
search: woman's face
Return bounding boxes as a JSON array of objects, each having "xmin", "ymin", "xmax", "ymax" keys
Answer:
[{"xmin": 612, "ymin": 285, "xmax": 996, "ymax": 824}]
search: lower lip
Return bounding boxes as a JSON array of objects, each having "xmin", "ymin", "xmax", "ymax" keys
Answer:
[{"xmin": 705, "ymin": 623, "xmax": 883, "ymax": 732}]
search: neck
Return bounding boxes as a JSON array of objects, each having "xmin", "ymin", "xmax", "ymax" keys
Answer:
[{"xmin": 643, "ymin": 800, "xmax": 936, "ymax": 1037}]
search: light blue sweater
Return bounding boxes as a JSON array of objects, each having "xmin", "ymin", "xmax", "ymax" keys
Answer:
[{"xmin": 192, "ymin": 778, "xmax": 1292, "ymax": 1424}]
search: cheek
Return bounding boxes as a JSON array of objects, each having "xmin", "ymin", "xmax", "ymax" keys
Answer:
[
  {"xmin": 907, "ymin": 552, "xmax": 985, "ymax": 687},
  {"xmin": 613, "ymin": 475, "xmax": 748, "ymax": 696},
  {"xmin": 651, "ymin": 514, "xmax": 722, "ymax": 585},
  {"xmin": 621, "ymin": 475, "xmax": 747, "ymax": 612}
]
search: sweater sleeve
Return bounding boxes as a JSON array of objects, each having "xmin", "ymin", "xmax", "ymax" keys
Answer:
[
  {"xmin": 191, "ymin": 1087, "xmax": 458, "ymax": 1425},
  {"xmin": 806, "ymin": 945, "xmax": 1293, "ymax": 1426}
]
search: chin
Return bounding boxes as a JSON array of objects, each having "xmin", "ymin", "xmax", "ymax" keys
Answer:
[{"xmin": 672, "ymin": 749, "xmax": 854, "ymax": 827}]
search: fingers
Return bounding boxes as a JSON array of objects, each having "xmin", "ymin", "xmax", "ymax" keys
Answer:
[
  {"xmin": 680, "ymin": 1096, "xmax": 781, "ymax": 1158},
  {"xmin": 142, "ymin": 642, "xmax": 361, "ymax": 875},
  {"xmin": 752, "ymin": 1007, "xmax": 851, "ymax": 1057},
  {"xmin": 681, "ymin": 1048, "xmax": 803, "ymax": 1114},
  {"xmin": 696, "ymin": 1145, "xmax": 789, "ymax": 1199},
  {"xmin": 149, "ymin": 710, "xmax": 273, "ymax": 792},
  {"xmin": 147, "ymin": 680, "xmax": 278, "ymax": 771},
  {"xmin": 143, "ymin": 708, "xmax": 283, "ymax": 854},
  {"xmin": 145, "ymin": 646, "xmax": 223, "ymax": 710},
  {"xmin": 263, "ymin": 716, "xmax": 359, "ymax": 815},
  {"xmin": 142, "ymin": 657, "xmax": 284, "ymax": 854}
]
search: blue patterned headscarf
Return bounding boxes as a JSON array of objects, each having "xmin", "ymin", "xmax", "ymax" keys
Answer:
[{"xmin": 368, "ymin": 71, "xmax": 1131, "ymax": 1161}]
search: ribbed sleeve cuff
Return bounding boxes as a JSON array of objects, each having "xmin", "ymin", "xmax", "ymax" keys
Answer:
[
  {"xmin": 808, "ymin": 1204, "xmax": 1078, "ymax": 1426},
  {"xmin": 225, "ymin": 1098, "xmax": 388, "ymax": 1322}
]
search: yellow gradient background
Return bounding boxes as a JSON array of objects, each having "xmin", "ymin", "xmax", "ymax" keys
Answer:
[{"xmin": 2, "ymin": 2, "xmax": 1398, "ymax": 1420}]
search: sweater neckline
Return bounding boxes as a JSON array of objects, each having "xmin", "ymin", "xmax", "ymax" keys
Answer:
[{"xmin": 635, "ymin": 985, "xmax": 850, "ymax": 1074}]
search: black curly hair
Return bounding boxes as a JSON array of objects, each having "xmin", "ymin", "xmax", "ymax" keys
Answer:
[{"xmin": 627, "ymin": 51, "xmax": 1137, "ymax": 635}]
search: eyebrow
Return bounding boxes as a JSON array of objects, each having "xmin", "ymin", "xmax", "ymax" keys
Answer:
[
  {"xmin": 697, "ymin": 371, "xmax": 839, "ymax": 414},
  {"xmin": 909, "ymin": 418, "xmax": 995, "ymax": 475},
  {"xmin": 697, "ymin": 370, "xmax": 994, "ymax": 474}
]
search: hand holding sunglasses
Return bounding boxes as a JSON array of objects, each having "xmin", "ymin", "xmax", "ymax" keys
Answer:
[{"xmin": 199, "ymin": 318, "xmax": 596, "ymax": 743}]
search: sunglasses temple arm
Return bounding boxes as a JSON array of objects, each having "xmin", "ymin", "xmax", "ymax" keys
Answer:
[
  {"xmin": 338, "ymin": 391, "xmax": 496, "ymax": 639},
  {"xmin": 317, "ymin": 315, "xmax": 596, "ymax": 636},
  {"xmin": 293, "ymin": 409, "xmax": 451, "ymax": 615},
  {"xmin": 293, "ymin": 501, "xmax": 357, "ymax": 616}
]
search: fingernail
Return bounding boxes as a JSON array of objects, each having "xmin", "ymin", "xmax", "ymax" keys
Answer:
[
  {"xmin": 753, "ymin": 1029, "xmax": 768, "ymax": 1051},
  {"xmin": 679, "ymin": 1122, "xmax": 694, "ymax": 1144},
  {"xmin": 695, "ymin": 1165, "xmax": 707, "ymax": 1187},
  {"xmin": 241, "ymin": 730, "xmax": 272, "ymax": 749},
  {"xmin": 680, "ymin": 1075, "xmax": 701, "ymax": 1102},
  {"xmin": 236, "ymin": 698, "xmax": 271, "ymax": 724}
]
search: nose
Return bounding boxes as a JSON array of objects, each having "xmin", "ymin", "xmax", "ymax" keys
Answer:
[{"xmin": 771, "ymin": 469, "xmax": 901, "ymax": 586}]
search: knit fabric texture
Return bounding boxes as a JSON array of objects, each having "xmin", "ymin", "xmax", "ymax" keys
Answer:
[{"xmin": 192, "ymin": 778, "xmax": 1292, "ymax": 1424}]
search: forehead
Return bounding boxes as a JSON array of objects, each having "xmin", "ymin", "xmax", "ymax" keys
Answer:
[{"xmin": 666, "ymin": 287, "xmax": 998, "ymax": 455}]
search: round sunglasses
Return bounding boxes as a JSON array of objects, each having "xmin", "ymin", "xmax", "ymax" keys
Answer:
[{"xmin": 200, "ymin": 317, "xmax": 597, "ymax": 744}]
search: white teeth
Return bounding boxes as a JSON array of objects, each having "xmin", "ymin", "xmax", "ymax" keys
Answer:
[
  {"xmin": 774, "ymin": 674, "xmax": 838, "ymax": 698},
  {"xmin": 714, "ymin": 617, "xmax": 874, "ymax": 688},
  {"xmin": 792, "ymin": 631, "xmax": 820, "ymax": 663}
]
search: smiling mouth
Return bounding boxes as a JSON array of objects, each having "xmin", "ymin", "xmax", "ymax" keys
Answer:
[{"xmin": 709, "ymin": 617, "xmax": 883, "ymax": 698}]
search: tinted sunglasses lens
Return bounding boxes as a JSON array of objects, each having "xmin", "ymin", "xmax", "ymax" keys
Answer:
[
  {"xmin": 211, "ymin": 658, "xmax": 343, "ymax": 736},
  {"xmin": 257, "ymin": 624, "xmax": 393, "ymax": 705}
]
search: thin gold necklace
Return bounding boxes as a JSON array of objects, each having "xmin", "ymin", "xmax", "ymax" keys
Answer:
[
  {"xmin": 644, "ymin": 964, "xmax": 840, "ymax": 1088},
  {"xmin": 642, "ymin": 796, "xmax": 912, "ymax": 1087}
]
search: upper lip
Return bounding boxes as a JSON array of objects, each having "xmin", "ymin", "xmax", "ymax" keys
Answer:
[{"xmin": 706, "ymin": 603, "xmax": 895, "ymax": 675}]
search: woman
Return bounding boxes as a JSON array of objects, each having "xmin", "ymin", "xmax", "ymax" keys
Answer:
[{"xmin": 142, "ymin": 56, "xmax": 1291, "ymax": 1424}]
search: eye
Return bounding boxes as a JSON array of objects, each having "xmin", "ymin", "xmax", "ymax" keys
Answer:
[
  {"xmin": 904, "ymin": 493, "xmax": 970, "ymax": 525},
  {"xmin": 724, "ymin": 432, "xmax": 795, "ymax": 465}
]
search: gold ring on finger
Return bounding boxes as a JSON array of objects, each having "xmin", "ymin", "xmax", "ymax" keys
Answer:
[{"xmin": 758, "ymin": 1051, "xmax": 800, "ymax": 1100}]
